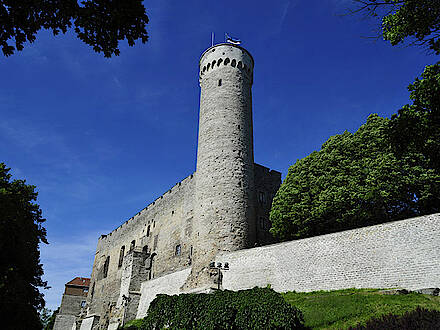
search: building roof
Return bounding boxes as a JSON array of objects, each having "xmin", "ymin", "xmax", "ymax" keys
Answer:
[{"xmin": 65, "ymin": 277, "xmax": 90, "ymax": 288}]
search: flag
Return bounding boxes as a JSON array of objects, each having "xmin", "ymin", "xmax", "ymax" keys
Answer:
[{"xmin": 225, "ymin": 33, "xmax": 241, "ymax": 45}]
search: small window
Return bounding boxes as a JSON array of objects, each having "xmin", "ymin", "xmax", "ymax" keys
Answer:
[
  {"xmin": 81, "ymin": 301, "xmax": 86, "ymax": 308},
  {"xmin": 83, "ymin": 288, "xmax": 89, "ymax": 293},
  {"xmin": 130, "ymin": 240, "xmax": 135, "ymax": 250},
  {"xmin": 118, "ymin": 246, "xmax": 125, "ymax": 268},
  {"xmin": 212, "ymin": 60, "xmax": 216, "ymax": 67},
  {"xmin": 237, "ymin": 61, "xmax": 242, "ymax": 69},
  {"xmin": 238, "ymin": 125, "xmax": 240, "ymax": 129},
  {"xmin": 146, "ymin": 225, "xmax": 150, "ymax": 237},
  {"xmin": 258, "ymin": 191, "xmax": 265, "ymax": 204},
  {"xmin": 231, "ymin": 59, "xmax": 236, "ymax": 67},
  {"xmin": 217, "ymin": 58, "xmax": 223, "ymax": 66},
  {"xmin": 175, "ymin": 244, "xmax": 181, "ymax": 256},
  {"xmin": 218, "ymin": 79, "xmax": 222, "ymax": 86},
  {"xmin": 224, "ymin": 58, "xmax": 230, "ymax": 65},
  {"xmin": 103, "ymin": 256, "xmax": 110, "ymax": 278},
  {"xmin": 143, "ymin": 245, "xmax": 148, "ymax": 254},
  {"xmin": 207, "ymin": 63, "xmax": 211, "ymax": 70}
]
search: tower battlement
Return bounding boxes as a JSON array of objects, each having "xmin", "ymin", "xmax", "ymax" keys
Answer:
[{"xmin": 199, "ymin": 43, "xmax": 253, "ymax": 84}]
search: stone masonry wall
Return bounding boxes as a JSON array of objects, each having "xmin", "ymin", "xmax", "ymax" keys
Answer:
[
  {"xmin": 134, "ymin": 213, "xmax": 439, "ymax": 314},
  {"xmin": 136, "ymin": 268, "xmax": 191, "ymax": 319},
  {"xmin": 86, "ymin": 173, "xmax": 196, "ymax": 322},
  {"xmin": 216, "ymin": 213, "xmax": 440, "ymax": 293},
  {"xmin": 254, "ymin": 164, "xmax": 281, "ymax": 246}
]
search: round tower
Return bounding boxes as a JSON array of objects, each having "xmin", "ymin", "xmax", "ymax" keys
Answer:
[{"xmin": 187, "ymin": 43, "xmax": 256, "ymax": 288}]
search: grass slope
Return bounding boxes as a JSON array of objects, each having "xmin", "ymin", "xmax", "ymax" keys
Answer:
[{"xmin": 283, "ymin": 288, "xmax": 440, "ymax": 329}]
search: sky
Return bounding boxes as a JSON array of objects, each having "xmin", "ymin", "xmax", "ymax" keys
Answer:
[{"xmin": 0, "ymin": 0, "xmax": 437, "ymax": 311}]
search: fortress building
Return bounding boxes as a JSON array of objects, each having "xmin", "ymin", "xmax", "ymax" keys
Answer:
[
  {"xmin": 55, "ymin": 42, "xmax": 440, "ymax": 330},
  {"xmin": 68, "ymin": 43, "xmax": 281, "ymax": 330}
]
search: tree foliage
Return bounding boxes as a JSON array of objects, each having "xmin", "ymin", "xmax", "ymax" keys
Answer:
[
  {"xmin": 0, "ymin": 0, "xmax": 149, "ymax": 57},
  {"xmin": 270, "ymin": 64, "xmax": 440, "ymax": 240},
  {"xmin": 389, "ymin": 62, "xmax": 440, "ymax": 171},
  {"xmin": 0, "ymin": 163, "xmax": 48, "ymax": 330},
  {"xmin": 352, "ymin": 0, "xmax": 440, "ymax": 54},
  {"xmin": 135, "ymin": 287, "xmax": 307, "ymax": 330}
]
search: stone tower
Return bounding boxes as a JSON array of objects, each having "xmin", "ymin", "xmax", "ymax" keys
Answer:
[{"xmin": 186, "ymin": 43, "xmax": 256, "ymax": 288}]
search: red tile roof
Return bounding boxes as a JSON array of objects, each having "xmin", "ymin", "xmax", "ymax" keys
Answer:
[{"xmin": 66, "ymin": 277, "xmax": 90, "ymax": 287}]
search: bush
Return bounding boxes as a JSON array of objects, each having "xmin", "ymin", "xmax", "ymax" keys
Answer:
[
  {"xmin": 138, "ymin": 287, "xmax": 307, "ymax": 329},
  {"xmin": 348, "ymin": 307, "xmax": 440, "ymax": 330}
]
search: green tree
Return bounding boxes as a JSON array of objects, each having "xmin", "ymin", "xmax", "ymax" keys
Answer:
[
  {"xmin": 390, "ymin": 62, "xmax": 440, "ymax": 173},
  {"xmin": 0, "ymin": 0, "xmax": 149, "ymax": 57},
  {"xmin": 352, "ymin": 0, "xmax": 440, "ymax": 54},
  {"xmin": 0, "ymin": 163, "xmax": 48, "ymax": 330},
  {"xmin": 42, "ymin": 308, "xmax": 59, "ymax": 330},
  {"xmin": 269, "ymin": 114, "xmax": 440, "ymax": 241}
]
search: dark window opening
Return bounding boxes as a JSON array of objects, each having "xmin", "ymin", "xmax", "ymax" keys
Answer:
[
  {"xmin": 81, "ymin": 301, "xmax": 86, "ymax": 308},
  {"xmin": 217, "ymin": 58, "xmax": 223, "ymax": 66},
  {"xmin": 118, "ymin": 246, "xmax": 125, "ymax": 268},
  {"xmin": 238, "ymin": 125, "xmax": 240, "ymax": 129},
  {"xmin": 103, "ymin": 256, "xmax": 110, "ymax": 278},
  {"xmin": 218, "ymin": 79, "xmax": 222, "ymax": 86},
  {"xmin": 231, "ymin": 59, "xmax": 236, "ymax": 67},
  {"xmin": 224, "ymin": 58, "xmax": 230, "ymax": 65},
  {"xmin": 258, "ymin": 191, "xmax": 265, "ymax": 204},
  {"xmin": 146, "ymin": 225, "xmax": 150, "ymax": 237},
  {"xmin": 175, "ymin": 244, "xmax": 181, "ymax": 256}
]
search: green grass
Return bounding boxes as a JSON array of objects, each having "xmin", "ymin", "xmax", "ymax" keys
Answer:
[{"xmin": 283, "ymin": 288, "xmax": 440, "ymax": 329}]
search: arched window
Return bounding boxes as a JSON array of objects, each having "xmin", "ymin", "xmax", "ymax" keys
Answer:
[
  {"xmin": 231, "ymin": 59, "xmax": 236, "ymax": 67},
  {"xmin": 203, "ymin": 66, "xmax": 206, "ymax": 72},
  {"xmin": 218, "ymin": 79, "xmax": 222, "ymax": 87},
  {"xmin": 237, "ymin": 61, "xmax": 242, "ymax": 69},
  {"xmin": 146, "ymin": 225, "xmax": 150, "ymax": 237},
  {"xmin": 217, "ymin": 58, "xmax": 223, "ymax": 66},
  {"xmin": 118, "ymin": 246, "xmax": 125, "ymax": 268},
  {"xmin": 224, "ymin": 58, "xmax": 230, "ymax": 65},
  {"xmin": 207, "ymin": 63, "xmax": 211, "ymax": 70},
  {"xmin": 212, "ymin": 60, "xmax": 216, "ymax": 67},
  {"xmin": 130, "ymin": 240, "xmax": 135, "ymax": 250}
]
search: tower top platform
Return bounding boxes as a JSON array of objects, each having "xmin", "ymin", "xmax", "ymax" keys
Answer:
[{"xmin": 199, "ymin": 43, "xmax": 254, "ymax": 67}]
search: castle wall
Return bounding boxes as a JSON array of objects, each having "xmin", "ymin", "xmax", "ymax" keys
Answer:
[
  {"xmin": 216, "ymin": 213, "xmax": 440, "ymax": 293},
  {"xmin": 134, "ymin": 213, "xmax": 440, "ymax": 314},
  {"xmin": 85, "ymin": 173, "xmax": 196, "ymax": 321},
  {"xmin": 253, "ymin": 164, "xmax": 281, "ymax": 245},
  {"xmin": 136, "ymin": 268, "xmax": 191, "ymax": 319},
  {"xmin": 53, "ymin": 314, "xmax": 77, "ymax": 330}
]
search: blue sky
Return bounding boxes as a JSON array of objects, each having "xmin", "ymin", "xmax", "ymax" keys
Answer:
[{"xmin": 0, "ymin": 0, "xmax": 436, "ymax": 311}]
